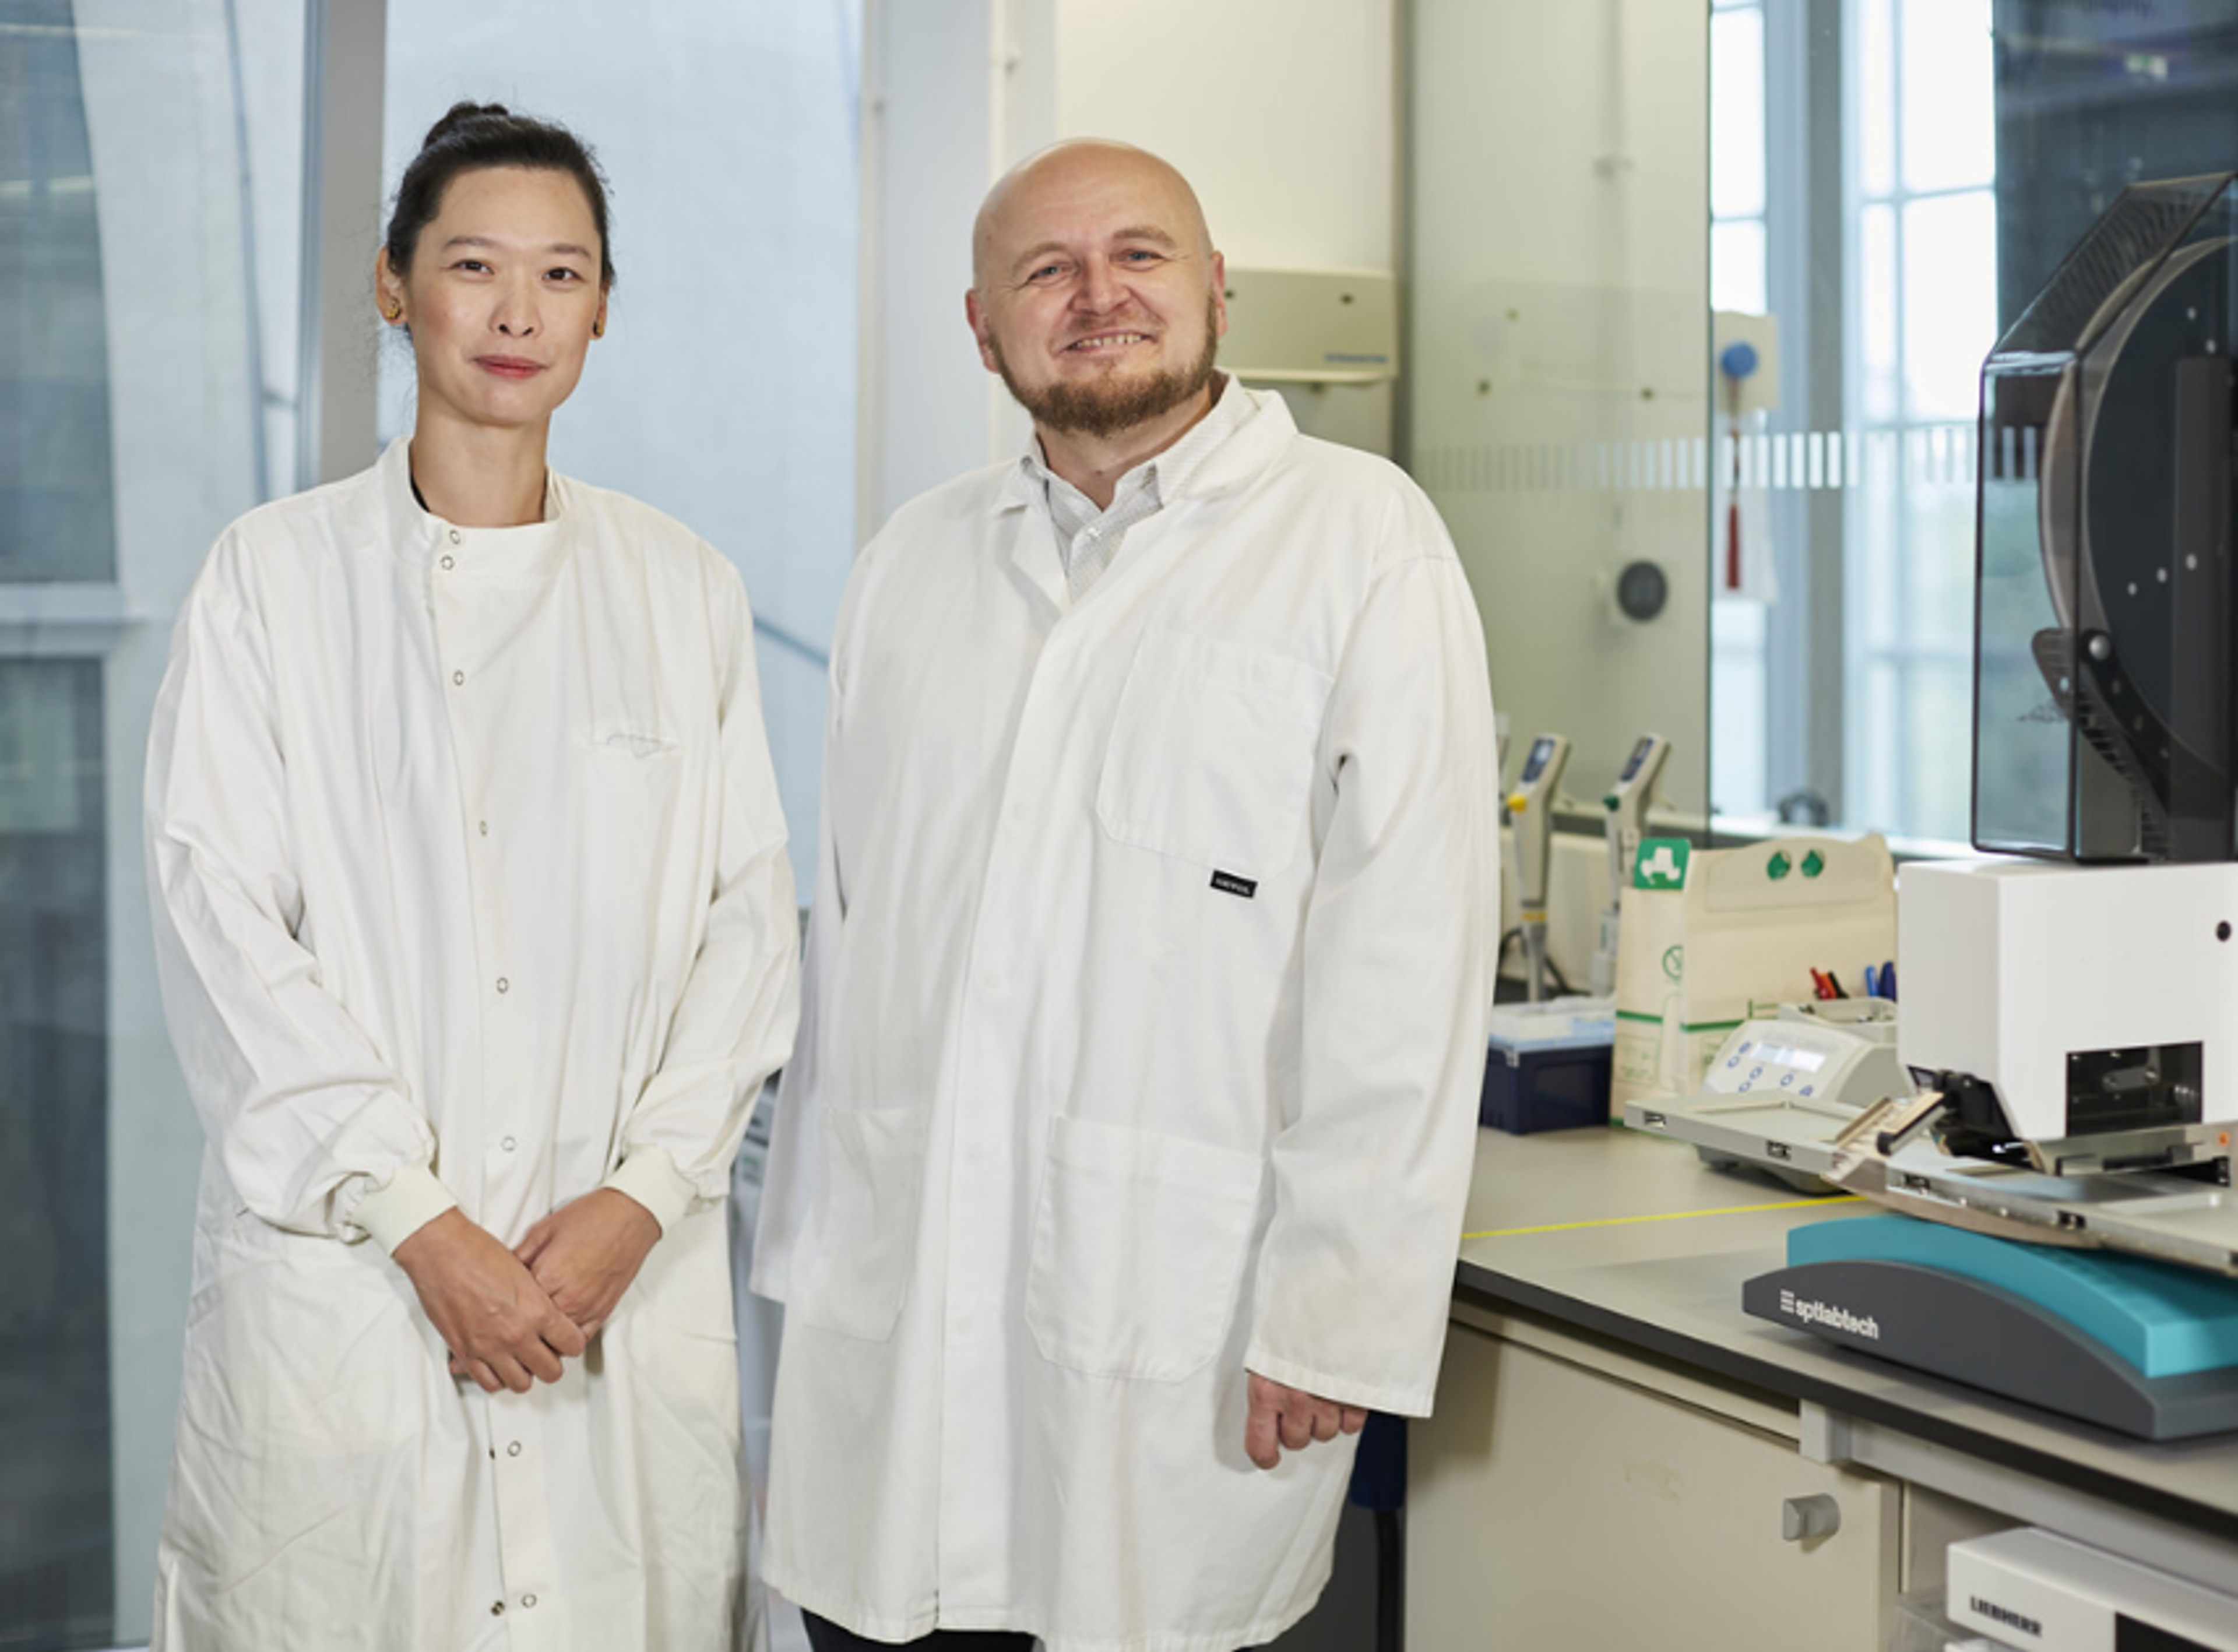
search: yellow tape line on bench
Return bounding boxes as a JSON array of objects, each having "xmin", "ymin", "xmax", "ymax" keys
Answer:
[{"xmin": 1461, "ymin": 1194, "xmax": 1860, "ymax": 1241}]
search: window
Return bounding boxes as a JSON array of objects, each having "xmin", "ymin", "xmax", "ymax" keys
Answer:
[
  {"xmin": 1708, "ymin": 0, "xmax": 1997, "ymax": 844},
  {"xmin": 1708, "ymin": 0, "xmax": 1772, "ymax": 820},
  {"xmin": 1842, "ymin": 0, "xmax": 1996, "ymax": 843},
  {"xmin": 1711, "ymin": 0, "xmax": 1769, "ymax": 316},
  {"xmin": 1, "ymin": 3, "xmax": 309, "ymax": 1646}
]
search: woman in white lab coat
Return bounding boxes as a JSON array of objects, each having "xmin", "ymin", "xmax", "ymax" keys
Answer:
[{"xmin": 145, "ymin": 103, "xmax": 800, "ymax": 1650}]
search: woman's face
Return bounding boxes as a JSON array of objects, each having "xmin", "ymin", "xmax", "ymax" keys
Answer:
[{"xmin": 378, "ymin": 165, "xmax": 607, "ymax": 437}]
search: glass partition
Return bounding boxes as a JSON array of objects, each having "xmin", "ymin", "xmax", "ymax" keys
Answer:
[{"xmin": 1406, "ymin": 0, "xmax": 1712, "ymax": 827}]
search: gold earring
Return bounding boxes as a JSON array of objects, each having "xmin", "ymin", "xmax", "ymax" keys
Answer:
[
  {"xmin": 592, "ymin": 318, "xmax": 605, "ymax": 339},
  {"xmin": 384, "ymin": 302, "xmax": 402, "ymax": 322}
]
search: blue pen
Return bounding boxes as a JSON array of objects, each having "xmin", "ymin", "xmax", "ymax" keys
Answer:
[
  {"xmin": 1881, "ymin": 960, "xmax": 1896, "ymax": 1001},
  {"xmin": 1863, "ymin": 963, "xmax": 1881, "ymax": 999}
]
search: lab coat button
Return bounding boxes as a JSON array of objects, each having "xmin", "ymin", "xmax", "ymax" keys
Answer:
[
  {"xmin": 496, "ymin": 977, "xmax": 510, "ymax": 994},
  {"xmin": 478, "ymin": 820, "xmax": 490, "ymax": 836},
  {"xmin": 452, "ymin": 670, "xmax": 466, "ymax": 686},
  {"xmin": 522, "ymin": 1594, "xmax": 539, "ymax": 1609},
  {"xmin": 506, "ymin": 1440, "xmax": 522, "ymax": 1457},
  {"xmin": 490, "ymin": 1601, "xmax": 505, "ymax": 1616},
  {"xmin": 449, "ymin": 529, "xmax": 463, "ymax": 545},
  {"xmin": 501, "ymin": 1135, "xmax": 517, "ymax": 1152},
  {"xmin": 440, "ymin": 555, "xmax": 455, "ymax": 570}
]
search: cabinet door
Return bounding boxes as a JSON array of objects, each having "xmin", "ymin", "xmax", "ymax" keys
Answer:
[{"xmin": 1409, "ymin": 1325, "xmax": 1898, "ymax": 1650}]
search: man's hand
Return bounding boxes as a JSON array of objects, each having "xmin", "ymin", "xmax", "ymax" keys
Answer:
[
  {"xmin": 392, "ymin": 1209, "xmax": 588, "ymax": 1393},
  {"xmin": 1244, "ymin": 1371, "xmax": 1368, "ymax": 1470},
  {"xmin": 511, "ymin": 1188, "xmax": 662, "ymax": 1341}
]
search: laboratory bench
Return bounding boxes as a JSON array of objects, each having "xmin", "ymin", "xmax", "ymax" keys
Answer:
[{"xmin": 1407, "ymin": 1125, "xmax": 2238, "ymax": 1649}]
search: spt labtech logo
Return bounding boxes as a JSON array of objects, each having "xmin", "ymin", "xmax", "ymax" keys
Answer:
[{"xmin": 1779, "ymin": 1288, "xmax": 1881, "ymax": 1340}]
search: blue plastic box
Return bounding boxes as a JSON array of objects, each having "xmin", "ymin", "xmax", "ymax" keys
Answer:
[{"xmin": 1480, "ymin": 1001, "xmax": 1616, "ymax": 1134}]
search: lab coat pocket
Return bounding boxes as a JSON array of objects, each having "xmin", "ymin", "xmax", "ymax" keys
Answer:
[
  {"xmin": 577, "ymin": 731, "xmax": 686, "ymax": 845},
  {"xmin": 1096, "ymin": 630, "xmax": 1332, "ymax": 879},
  {"xmin": 787, "ymin": 1103, "xmax": 932, "ymax": 1341},
  {"xmin": 576, "ymin": 734, "xmax": 688, "ymax": 942},
  {"xmin": 1026, "ymin": 1115, "xmax": 1265, "ymax": 1382}
]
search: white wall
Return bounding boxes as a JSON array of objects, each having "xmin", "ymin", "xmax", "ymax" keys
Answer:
[
  {"xmin": 1050, "ymin": 0, "xmax": 1394, "ymax": 272},
  {"xmin": 860, "ymin": 0, "xmax": 1399, "ymax": 529}
]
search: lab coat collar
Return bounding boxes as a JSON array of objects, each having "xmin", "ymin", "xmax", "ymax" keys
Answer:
[
  {"xmin": 378, "ymin": 435, "xmax": 569, "ymax": 582},
  {"xmin": 994, "ymin": 376, "xmax": 1297, "ymax": 612},
  {"xmin": 990, "ymin": 374, "xmax": 1297, "ymax": 520}
]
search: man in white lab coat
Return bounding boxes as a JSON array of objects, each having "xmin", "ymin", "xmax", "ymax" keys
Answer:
[{"xmin": 754, "ymin": 139, "xmax": 1499, "ymax": 1652}]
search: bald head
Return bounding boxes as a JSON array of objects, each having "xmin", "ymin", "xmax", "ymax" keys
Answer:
[
  {"xmin": 972, "ymin": 139, "xmax": 1215, "ymax": 293},
  {"xmin": 963, "ymin": 136, "xmax": 1229, "ymax": 455}
]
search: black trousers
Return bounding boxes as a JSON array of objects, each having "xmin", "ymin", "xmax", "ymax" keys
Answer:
[{"xmin": 801, "ymin": 1612, "xmax": 1036, "ymax": 1652}]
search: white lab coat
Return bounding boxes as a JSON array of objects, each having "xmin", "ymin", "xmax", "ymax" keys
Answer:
[
  {"xmin": 146, "ymin": 439, "xmax": 800, "ymax": 1651},
  {"xmin": 754, "ymin": 388, "xmax": 1498, "ymax": 1652}
]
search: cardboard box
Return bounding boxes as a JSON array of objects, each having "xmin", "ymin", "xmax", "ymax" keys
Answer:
[{"xmin": 1611, "ymin": 834, "xmax": 1896, "ymax": 1110}]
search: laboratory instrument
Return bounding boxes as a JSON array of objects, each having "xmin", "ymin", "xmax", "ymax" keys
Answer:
[
  {"xmin": 1589, "ymin": 732, "xmax": 1670, "ymax": 995},
  {"xmin": 1946, "ymin": 1527, "xmax": 2238, "ymax": 1649},
  {"xmin": 1667, "ymin": 177, "xmax": 2238, "ymax": 1435},
  {"xmin": 1504, "ymin": 732, "xmax": 1570, "ymax": 1003},
  {"xmin": 1744, "ymin": 1213, "xmax": 2238, "ymax": 1438},
  {"xmin": 1847, "ymin": 174, "xmax": 2238, "ymax": 1190},
  {"xmin": 1625, "ymin": 1001, "xmax": 1906, "ymax": 1191}
]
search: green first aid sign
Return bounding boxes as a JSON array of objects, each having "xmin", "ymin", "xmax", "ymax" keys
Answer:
[{"xmin": 1632, "ymin": 837, "xmax": 1690, "ymax": 890}]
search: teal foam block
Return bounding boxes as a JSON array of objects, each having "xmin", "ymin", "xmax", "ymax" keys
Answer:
[{"xmin": 1789, "ymin": 1214, "xmax": 2238, "ymax": 1378}]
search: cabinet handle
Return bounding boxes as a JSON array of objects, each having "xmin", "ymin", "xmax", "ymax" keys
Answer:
[{"xmin": 1781, "ymin": 1494, "xmax": 1842, "ymax": 1542}]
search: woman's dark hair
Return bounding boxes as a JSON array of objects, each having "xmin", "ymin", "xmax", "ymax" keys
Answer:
[{"xmin": 383, "ymin": 101, "xmax": 615, "ymax": 288}]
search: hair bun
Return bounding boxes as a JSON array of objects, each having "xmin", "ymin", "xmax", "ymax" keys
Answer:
[
  {"xmin": 384, "ymin": 101, "xmax": 615, "ymax": 290},
  {"xmin": 424, "ymin": 101, "xmax": 512, "ymax": 147}
]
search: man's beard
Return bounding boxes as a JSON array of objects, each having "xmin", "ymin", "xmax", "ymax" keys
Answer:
[{"xmin": 990, "ymin": 295, "xmax": 1220, "ymax": 439}]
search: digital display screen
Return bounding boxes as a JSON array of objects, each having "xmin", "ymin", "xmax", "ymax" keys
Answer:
[
  {"xmin": 1620, "ymin": 737, "xmax": 1653, "ymax": 781},
  {"xmin": 1754, "ymin": 1042, "xmax": 1828, "ymax": 1073},
  {"xmin": 1521, "ymin": 736, "xmax": 1556, "ymax": 783}
]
